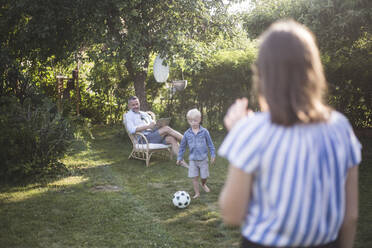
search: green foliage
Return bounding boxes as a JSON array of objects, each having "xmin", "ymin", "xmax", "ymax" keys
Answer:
[
  {"xmin": 81, "ymin": 57, "xmax": 129, "ymax": 124},
  {"xmin": 85, "ymin": 0, "xmax": 233, "ymax": 108},
  {"xmin": 0, "ymin": 97, "xmax": 74, "ymax": 183},
  {"xmin": 1, "ymin": 0, "xmax": 370, "ymax": 181},
  {"xmin": 242, "ymin": 0, "xmax": 372, "ymax": 127},
  {"xmin": 168, "ymin": 43, "xmax": 257, "ymax": 131}
]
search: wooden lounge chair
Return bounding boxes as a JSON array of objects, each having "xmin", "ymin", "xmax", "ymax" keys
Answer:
[{"xmin": 123, "ymin": 114, "xmax": 173, "ymax": 167}]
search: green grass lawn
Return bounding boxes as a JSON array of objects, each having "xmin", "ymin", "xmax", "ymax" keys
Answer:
[{"xmin": 0, "ymin": 125, "xmax": 371, "ymax": 248}]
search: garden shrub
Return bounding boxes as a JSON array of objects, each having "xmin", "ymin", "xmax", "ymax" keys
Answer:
[
  {"xmin": 168, "ymin": 46, "xmax": 257, "ymax": 131},
  {"xmin": 0, "ymin": 96, "xmax": 74, "ymax": 183}
]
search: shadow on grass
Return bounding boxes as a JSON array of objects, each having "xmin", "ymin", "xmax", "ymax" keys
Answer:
[
  {"xmin": 1, "ymin": 125, "xmax": 371, "ymax": 247},
  {"xmin": 0, "ymin": 125, "xmax": 241, "ymax": 247},
  {"xmin": 0, "ymin": 170, "xmax": 181, "ymax": 247}
]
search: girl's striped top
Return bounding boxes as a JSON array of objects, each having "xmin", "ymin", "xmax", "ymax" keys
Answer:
[{"xmin": 218, "ymin": 111, "xmax": 361, "ymax": 247}]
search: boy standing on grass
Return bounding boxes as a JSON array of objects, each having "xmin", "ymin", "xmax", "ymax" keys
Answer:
[{"xmin": 177, "ymin": 108, "xmax": 216, "ymax": 199}]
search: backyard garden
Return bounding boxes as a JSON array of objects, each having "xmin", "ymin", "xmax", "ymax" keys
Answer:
[{"xmin": 0, "ymin": 0, "xmax": 371, "ymax": 247}]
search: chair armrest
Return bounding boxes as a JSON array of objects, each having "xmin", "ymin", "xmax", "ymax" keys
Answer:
[
  {"xmin": 146, "ymin": 111, "xmax": 156, "ymax": 121},
  {"xmin": 133, "ymin": 132, "xmax": 150, "ymax": 150}
]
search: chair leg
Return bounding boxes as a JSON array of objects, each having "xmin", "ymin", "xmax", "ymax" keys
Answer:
[
  {"xmin": 128, "ymin": 147, "xmax": 172, "ymax": 167},
  {"xmin": 169, "ymin": 148, "xmax": 173, "ymax": 160},
  {"xmin": 146, "ymin": 152, "xmax": 153, "ymax": 167},
  {"xmin": 128, "ymin": 150, "xmax": 134, "ymax": 159}
]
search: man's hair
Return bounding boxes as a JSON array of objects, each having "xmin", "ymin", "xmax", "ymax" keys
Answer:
[
  {"xmin": 253, "ymin": 20, "xmax": 330, "ymax": 126},
  {"xmin": 186, "ymin": 108, "xmax": 201, "ymax": 119},
  {"xmin": 128, "ymin": 96, "xmax": 138, "ymax": 104}
]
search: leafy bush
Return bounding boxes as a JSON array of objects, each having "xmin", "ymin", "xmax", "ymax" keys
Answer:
[
  {"xmin": 166, "ymin": 46, "xmax": 257, "ymax": 131},
  {"xmin": 0, "ymin": 96, "xmax": 74, "ymax": 183},
  {"xmin": 242, "ymin": 0, "xmax": 372, "ymax": 128}
]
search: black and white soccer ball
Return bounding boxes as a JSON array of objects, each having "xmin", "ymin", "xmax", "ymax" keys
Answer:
[{"xmin": 172, "ymin": 191, "xmax": 191, "ymax": 209}]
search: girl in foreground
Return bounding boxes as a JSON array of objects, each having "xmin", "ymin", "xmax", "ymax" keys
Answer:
[{"xmin": 218, "ymin": 20, "xmax": 361, "ymax": 248}]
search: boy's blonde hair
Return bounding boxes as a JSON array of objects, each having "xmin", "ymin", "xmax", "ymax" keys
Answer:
[
  {"xmin": 186, "ymin": 108, "xmax": 201, "ymax": 119},
  {"xmin": 253, "ymin": 20, "xmax": 330, "ymax": 126}
]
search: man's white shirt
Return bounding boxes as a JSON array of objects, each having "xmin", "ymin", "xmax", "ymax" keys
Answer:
[{"xmin": 124, "ymin": 110, "xmax": 153, "ymax": 134}]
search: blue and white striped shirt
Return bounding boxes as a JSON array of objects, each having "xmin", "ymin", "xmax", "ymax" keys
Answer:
[{"xmin": 218, "ymin": 111, "xmax": 361, "ymax": 247}]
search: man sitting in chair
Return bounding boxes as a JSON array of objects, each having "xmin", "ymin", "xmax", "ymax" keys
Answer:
[{"xmin": 124, "ymin": 96, "xmax": 183, "ymax": 157}]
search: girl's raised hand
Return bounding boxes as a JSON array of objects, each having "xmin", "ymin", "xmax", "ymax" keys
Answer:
[{"xmin": 224, "ymin": 98, "xmax": 253, "ymax": 131}]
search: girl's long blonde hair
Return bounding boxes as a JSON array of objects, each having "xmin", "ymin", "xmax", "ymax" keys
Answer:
[{"xmin": 253, "ymin": 20, "xmax": 330, "ymax": 126}]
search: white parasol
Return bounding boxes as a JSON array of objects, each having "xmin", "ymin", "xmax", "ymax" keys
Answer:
[{"xmin": 153, "ymin": 55, "xmax": 169, "ymax": 83}]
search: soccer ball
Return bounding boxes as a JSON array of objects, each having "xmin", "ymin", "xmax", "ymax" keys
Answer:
[{"xmin": 172, "ymin": 191, "xmax": 191, "ymax": 208}]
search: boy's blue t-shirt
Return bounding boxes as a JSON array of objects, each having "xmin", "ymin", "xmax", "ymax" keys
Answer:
[{"xmin": 177, "ymin": 126, "xmax": 216, "ymax": 161}]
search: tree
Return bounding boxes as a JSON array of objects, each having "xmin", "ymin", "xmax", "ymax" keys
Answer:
[
  {"xmin": 2, "ymin": 0, "xmax": 235, "ymax": 107},
  {"xmin": 84, "ymin": 0, "xmax": 233, "ymax": 110},
  {"xmin": 241, "ymin": 0, "xmax": 372, "ymax": 127},
  {"xmin": 0, "ymin": 0, "xmax": 97, "ymax": 103}
]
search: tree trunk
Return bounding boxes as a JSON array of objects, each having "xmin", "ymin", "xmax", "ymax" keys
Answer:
[
  {"xmin": 133, "ymin": 70, "xmax": 148, "ymax": 110},
  {"xmin": 126, "ymin": 58, "xmax": 149, "ymax": 111}
]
